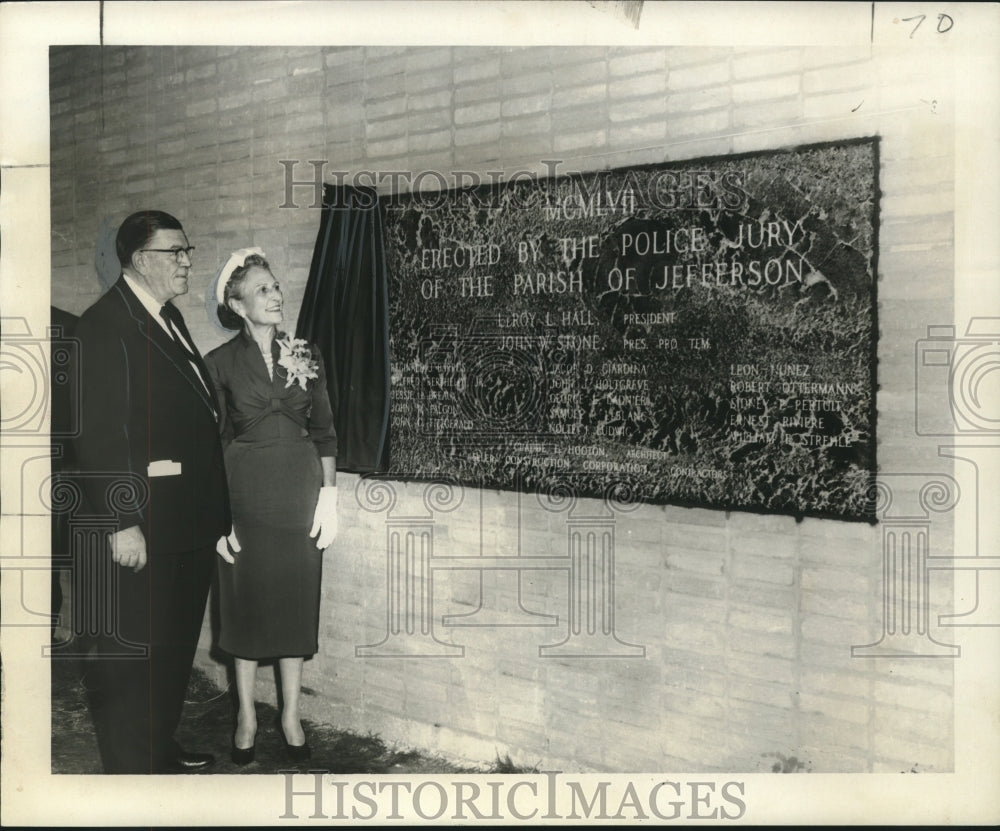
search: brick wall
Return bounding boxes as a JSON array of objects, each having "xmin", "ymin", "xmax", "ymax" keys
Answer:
[{"xmin": 50, "ymin": 44, "xmax": 958, "ymax": 773}]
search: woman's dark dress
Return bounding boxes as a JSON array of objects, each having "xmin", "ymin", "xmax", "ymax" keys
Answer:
[{"xmin": 205, "ymin": 329, "xmax": 337, "ymax": 659}]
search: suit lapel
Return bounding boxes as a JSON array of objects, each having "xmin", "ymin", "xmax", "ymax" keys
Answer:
[
  {"xmin": 164, "ymin": 302, "xmax": 219, "ymax": 406},
  {"xmin": 114, "ymin": 279, "xmax": 219, "ymax": 418}
]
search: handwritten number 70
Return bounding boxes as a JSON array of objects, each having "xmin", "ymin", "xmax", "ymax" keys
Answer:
[{"xmin": 900, "ymin": 13, "xmax": 955, "ymax": 38}]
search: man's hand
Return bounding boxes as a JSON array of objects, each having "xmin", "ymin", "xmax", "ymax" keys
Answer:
[{"xmin": 110, "ymin": 525, "xmax": 147, "ymax": 572}]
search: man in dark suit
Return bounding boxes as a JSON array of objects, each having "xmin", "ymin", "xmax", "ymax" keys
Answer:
[{"xmin": 73, "ymin": 210, "xmax": 231, "ymax": 774}]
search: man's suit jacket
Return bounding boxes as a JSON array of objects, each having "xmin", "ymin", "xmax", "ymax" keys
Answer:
[{"xmin": 73, "ymin": 277, "xmax": 230, "ymax": 554}]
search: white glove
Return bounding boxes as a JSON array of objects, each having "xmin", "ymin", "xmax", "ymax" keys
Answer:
[
  {"xmin": 310, "ymin": 486, "xmax": 338, "ymax": 549},
  {"xmin": 216, "ymin": 528, "xmax": 241, "ymax": 564}
]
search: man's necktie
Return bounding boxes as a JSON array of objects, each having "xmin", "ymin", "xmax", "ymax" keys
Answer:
[{"xmin": 159, "ymin": 303, "xmax": 218, "ymax": 416}]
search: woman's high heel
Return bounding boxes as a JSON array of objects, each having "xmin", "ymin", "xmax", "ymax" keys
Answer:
[
  {"xmin": 231, "ymin": 720, "xmax": 257, "ymax": 766},
  {"xmin": 277, "ymin": 718, "xmax": 311, "ymax": 762},
  {"xmin": 231, "ymin": 734, "xmax": 256, "ymax": 766}
]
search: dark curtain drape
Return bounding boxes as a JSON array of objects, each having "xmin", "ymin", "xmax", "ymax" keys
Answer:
[{"xmin": 296, "ymin": 185, "xmax": 390, "ymax": 473}]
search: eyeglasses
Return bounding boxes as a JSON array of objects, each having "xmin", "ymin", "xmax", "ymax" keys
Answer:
[{"xmin": 141, "ymin": 246, "xmax": 195, "ymax": 262}]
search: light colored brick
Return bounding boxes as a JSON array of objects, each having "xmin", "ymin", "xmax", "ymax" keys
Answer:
[
  {"xmin": 408, "ymin": 129, "xmax": 452, "ymax": 154},
  {"xmin": 797, "ymin": 745, "xmax": 866, "ymax": 772},
  {"xmin": 405, "ymin": 47, "xmax": 452, "ymax": 73},
  {"xmin": 454, "ymin": 55, "xmax": 501, "ymax": 85},
  {"xmin": 734, "ymin": 97, "xmax": 803, "ymax": 129},
  {"xmin": 883, "ymin": 214, "xmax": 953, "ymax": 246},
  {"xmin": 728, "ymin": 653, "xmax": 796, "ymax": 685},
  {"xmin": 502, "ymin": 70, "xmax": 552, "ymax": 96},
  {"xmin": 455, "ymin": 101, "xmax": 501, "ymax": 126},
  {"xmin": 731, "ymin": 553, "xmax": 795, "ymax": 586},
  {"xmin": 363, "ymin": 53, "xmax": 406, "ymax": 79},
  {"xmin": 609, "ymin": 50, "xmax": 666, "ymax": 77},
  {"xmin": 366, "ymin": 117, "xmax": 405, "ymax": 141},
  {"xmin": 663, "ymin": 620, "xmax": 727, "ymax": 655},
  {"xmin": 666, "ymin": 109, "xmax": 731, "ymax": 139},
  {"xmin": 729, "ymin": 126, "xmax": 799, "ymax": 154},
  {"xmin": 553, "ymin": 112, "xmax": 613, "ymax": 146},
  {"xmin": 367, "ymin": 94, "xmax": 408, "ymax": 120},
  {"xmin": 800, "ymin": 535, "xmax": 877, "ymax": 566},
  {"xmin": 732, "ymin": 74, "xmax": 800, "ymax": 103},
  {"xmin": 801, "ymin": 566, "xmax": 869, "ymax": 595},
  {"xmin": 799, "ymin": 715, "xmax": 870, "ymax": 752},
  {"xmin": 609, "ymin": 72, "xmax": 668, "ymax": 100},
  {"xmin": 665, "ymin": 547, "xmax": 726, "ymax": 576},
  {"xmin": 799, "ymin": 692, "xmax": 869, "ymax": 724},
  {"xmin": 663, "ymin": 569, "xmax": 726, "ymax": 600},
  {"xmin": 728, "ymin": 700, "xmax": 797, "ymax": 740},
  {"xmin": 881, "ymin": 190, "xmax": 954, "ymax": 218},
  {"xmin": 728, "ymin": 607, "xmax": 795, "ymax": 636},
  {"xmin": 502, "ymin": 93, "xmax": 551, "ymax": 119},
  {"xmin": 801, "ymin": 613, "xmax": 871, "ymax": 648},
  {"xmin": 603, "ymin": 698, "xmax": 662, "ymax": 731},
  {"xmin": 552, "ymin": 60, "xmax": 608, "ymax": 90},
  {"xmin": 407, "ymin": 108, "xmax": 452, "ymax": 136},
  {"xmin": 500, "ymin": 47, "xmax": 554, "ymax": 73},
  {"xmin": 732, "ymin": 530, "xmax": 799, "ymax": 560},
  {"xmin": 551, "ymin": 83, "xmax": 607, "ymax": 109},
  {"xmin": 800, "ymin": 590, "xmax": 867, "ymax": 621},
  {"xmin": 454, "ymin": 79, "xmax": 500, "ymax": 106},
  {"xmin": 609, "ymin": 97, "xmax": 668, "ymax": 125},
  {"xmin": 366, "ymin": 135, "xmax": 408, "ymax": 158},
  {"xmin": 496, "ymin": 715, "xmax": 548, "ymax": 750},
  {"xmin": 728, "ymin": 629, "xmax": 797, "ymax": 660},
  {"xmin": 550, "ymin": 46, "xmax": 606, "ymax": 66},
  {"xmin": 668, "ymin": 61, "xmax": 730, "ymax": 90},
  {"xmin": 455, "ymin": 122, "xmax": 502, "ymax": 149},
  {"xmin": 553, "ymin": 129, "xmax": 608, "ymax": 154}
]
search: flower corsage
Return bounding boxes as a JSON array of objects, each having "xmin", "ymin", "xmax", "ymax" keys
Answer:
[{"xmin": 276, "ymin": 334, "xmax": 319, "ymax": 390}]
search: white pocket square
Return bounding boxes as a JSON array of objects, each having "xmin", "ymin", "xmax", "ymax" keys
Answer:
[{"xmin": 147, "ymin": 459, "xmax": 182, "ymax": 477}]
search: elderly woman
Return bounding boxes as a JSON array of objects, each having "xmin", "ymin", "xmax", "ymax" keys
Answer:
[{"xmin": 205, "ymin": 249, "xmax": 338, "ymax": 765}]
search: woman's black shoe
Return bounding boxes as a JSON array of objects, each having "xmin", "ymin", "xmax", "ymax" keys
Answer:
[
  {"xmin": 231, "ymin": 734, "xmax": 256, "ymax": 766},
  {"xmin": 277, "ymin": 720, "xmax": 311, "ymax": 762}
]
